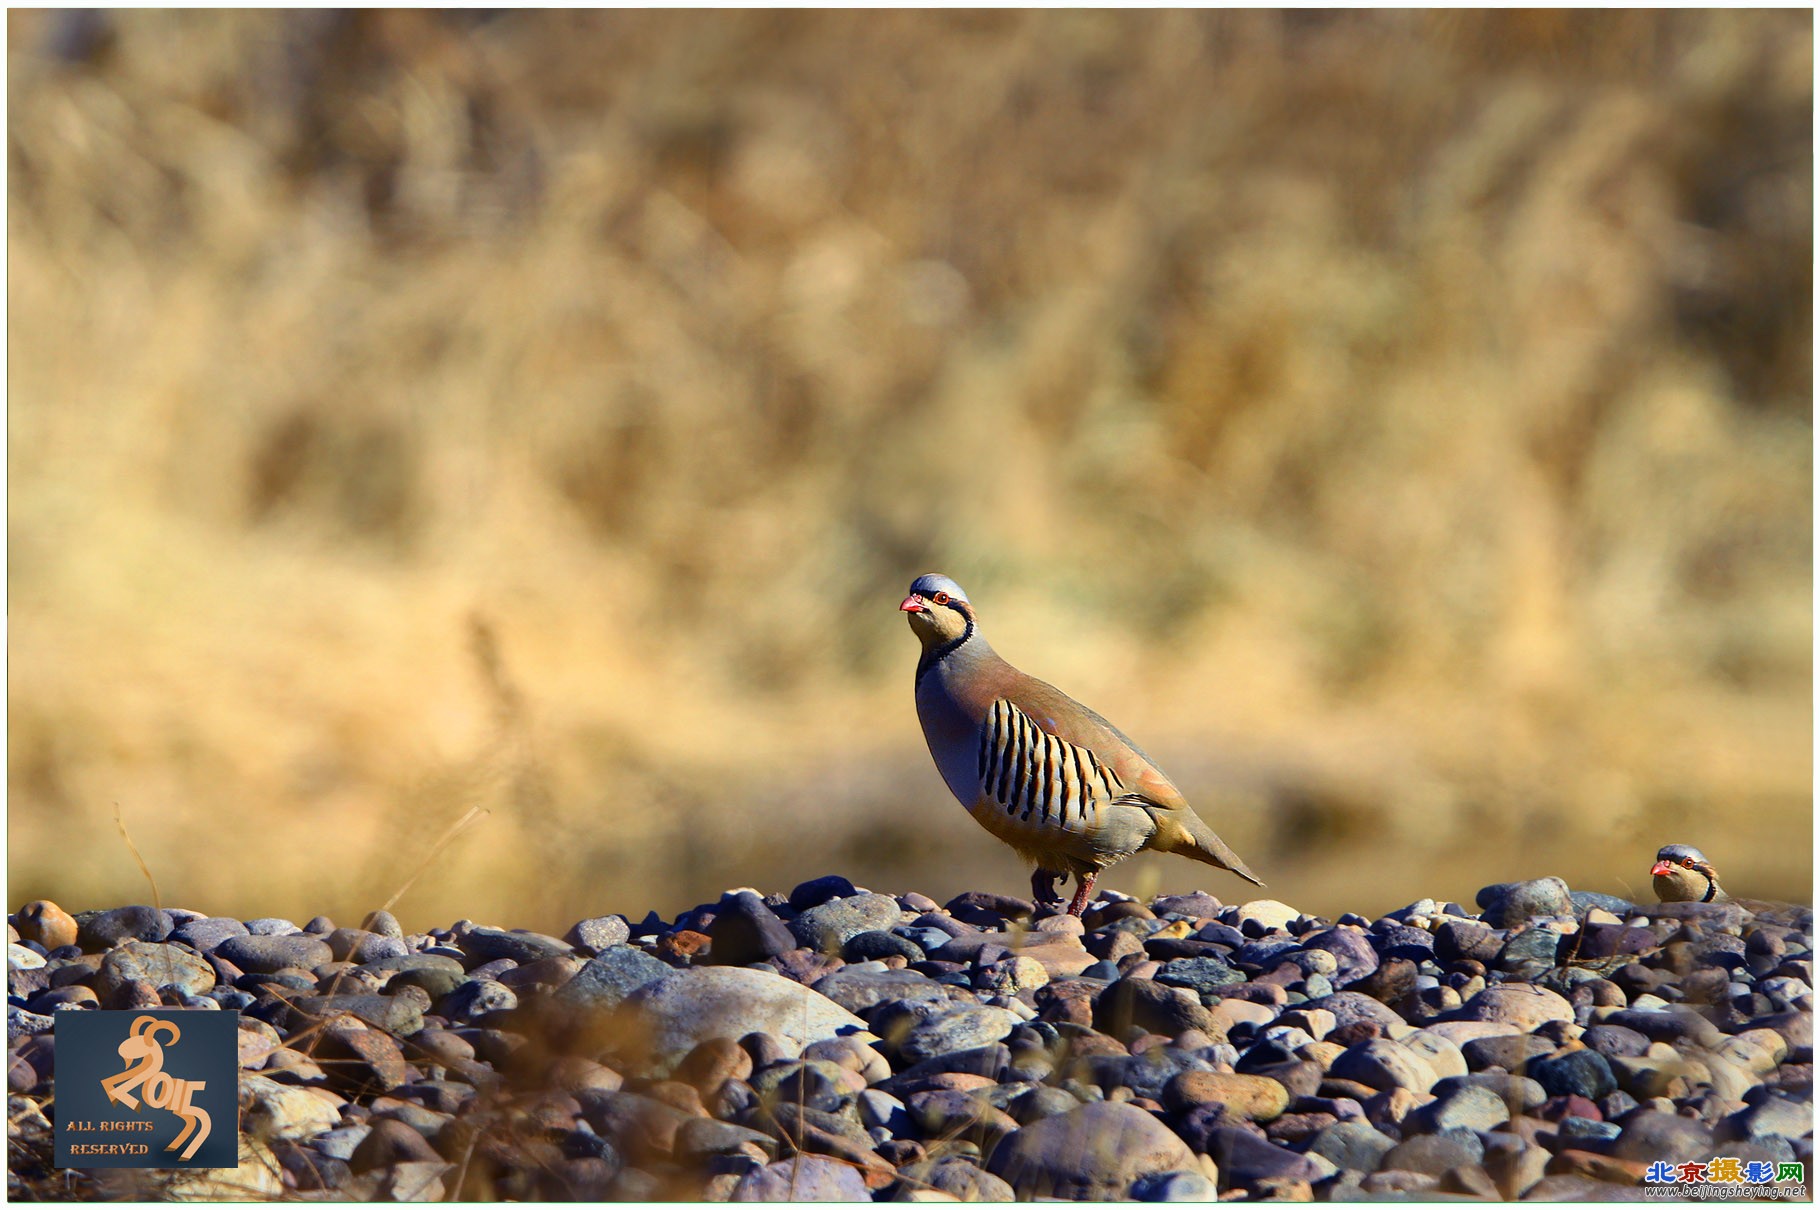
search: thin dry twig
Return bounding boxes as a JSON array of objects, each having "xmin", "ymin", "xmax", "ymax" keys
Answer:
[{"xmin": 112, "ymin": 802, "xmax": 162, "ymax": 911}]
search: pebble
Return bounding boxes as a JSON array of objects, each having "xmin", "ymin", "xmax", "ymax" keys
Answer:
[
  {"xmin": 14, "ymin": 901, "xmax": 79, "ymax": 951},
  {"xmin": 789, "ymin": 893, "xmax": 902, "ymax": 954},
  {"xmin": 622, "ymin": 965, "xmax": 867, "ymax": 1074},
  {"xmin": 217, "ymin": 933, "xmax": 334, "ymax": 975},
  {"xmin": 986, "ymin": 1100, "xmax": 1198, "ymax": 1199},
  {"xmin": 14, "ymin": 874, "xmax": 1811, "ymax": 1202}
]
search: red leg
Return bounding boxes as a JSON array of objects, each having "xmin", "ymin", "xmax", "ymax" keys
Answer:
[{"xmin": 1067, "ymin": 871, "xmax": 1097, "ymax": 917}]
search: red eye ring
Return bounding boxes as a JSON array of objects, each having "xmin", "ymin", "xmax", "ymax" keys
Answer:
[
  {"xmin": 1682, "ymin": 858, "xmax": 1696, "ymax": 868},
  {"xmin": 932, "ymin": 592, "xmax": 950, "ymax": 605}
]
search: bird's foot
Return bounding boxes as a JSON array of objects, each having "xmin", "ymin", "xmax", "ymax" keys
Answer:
[{"xmin": 1030, "ymin": 869, "xmax": 1065, "ymax": 912}]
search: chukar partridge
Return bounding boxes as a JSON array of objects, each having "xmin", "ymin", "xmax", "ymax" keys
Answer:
[
  {"xmin": 900, "ymin": 573, "xmax": 1262, "ymax": 916},
  {"xmin": 1652, "ymin": 843, "xmax": 1727, "ymax": 903}
]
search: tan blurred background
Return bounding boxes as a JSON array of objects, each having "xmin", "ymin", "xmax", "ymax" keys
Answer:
[{"xmin": 8, "ymin": 11, "xmax": 1812, "ymax": 935}]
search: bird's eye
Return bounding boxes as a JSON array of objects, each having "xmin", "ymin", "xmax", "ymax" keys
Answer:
[
  {"xmin": 1682, "ymin": 858, "xmax": 1695, "ymax": 868},
  {"xmin": 933, "ymin": 592, "xmax": 950, "ymax": 605}
]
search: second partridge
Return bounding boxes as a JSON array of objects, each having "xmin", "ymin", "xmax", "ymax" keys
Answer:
[{"xmin": 900, "ymin": 573, "xmax": 1261, "ymax": 916}]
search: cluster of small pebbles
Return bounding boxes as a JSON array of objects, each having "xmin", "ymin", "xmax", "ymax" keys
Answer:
[{"xmin": 8, "ymin": 874, "xmax": 1813, "ymax": 1201}]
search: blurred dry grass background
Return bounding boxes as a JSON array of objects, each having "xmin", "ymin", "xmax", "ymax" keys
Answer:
[{"xmin": 8, "ymin": 10, "xmax": 1812, "ymax": 933}]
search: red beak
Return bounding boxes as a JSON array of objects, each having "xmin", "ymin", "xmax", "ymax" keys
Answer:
[
  {"xmin": 899, "ymin": 595, "xmax": 926, "ymax": 613},
  {"xmin": 1651, "ymin": 861, "xmax": 1673, "ymax": 877}
]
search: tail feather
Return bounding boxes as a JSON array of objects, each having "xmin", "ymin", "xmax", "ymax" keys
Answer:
[{"xmin": 1144, "ymin": 803, "xmax": 1264, "ymax": 887}]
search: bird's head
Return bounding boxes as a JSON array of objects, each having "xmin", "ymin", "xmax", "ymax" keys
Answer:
[
  {"xmin": 1651, "ymin": 842, "xmax": 1719, "ymax": 901},
  {"xmin": 900, "ymin": 573, "xmax": 974, "ymax": 647}
]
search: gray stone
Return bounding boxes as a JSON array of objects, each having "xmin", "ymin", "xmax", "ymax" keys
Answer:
[
  {"xmin": 564, "ymin": 916, "xmax": 631, "ymax": 954},
  {"xmin": 1300, "ymin": 991, "xmax": 1407, "ymax": 1031},
  {"xmin": 1432, "ymin": 1072, "xmax": 1547, "ymax": 1111},
  {"xmin": 1201, "ymin": 1125, "xmax": 1323, "ymax": 1189},
  {"xmin": 1475, "ymin": 878, "xmax": 1574, "ymax": 927},
  {"xmin": 1379, "ymin": 1128, "xmax": 1484, "ymax": 1176},
  {"xmin": 674, "ymin": 1117, "xmax": 777, "ymax": 1162},
  {"xmin": 1094, "ymin": 978, "xmax": 1217, "ymax": 1038},
  {"xmin": 1529, "ymin": 1048, "xmax": 1616, "ymax": 1101},
  {"xmin": 244, "ymin": 918, "xmax": 300, "ymax": 936},
  {"xmin": 1720, "ymin": 1095, "xmax": 1813, "ymax": 1143},
  {"xmin": 461, "ymin": 927, "xmax": 572, "ymax": 964},
  {"xmin": 622, "ymin": 965, "xmax": 866, "ymax": 1076},
  {"xmin": 986, "ymin": 1101, "xmax": 1199, "ymax": 1199},
  {"xmin": 555, "ymin": 946, "xmax": 673, "ymax": 1014},
  {"xmin": 1300, "ymin": 928, "xmax": 1381, "ymax": 985},
  {"xmin": 789, "ymin": 876, "xmax": 859, "ymax": 911},
  {"xmin": 1460, "ymin": 1032, "xmax": 1554, "ymax": 1071},
  {"xmin": 812, "ymin": 966, "xmax": 947, "ymax": 1015},
  {"xmin": 789, "ymin": 893, "xmax": 902, "ymax": 954},
  {"xmin": 217, "ymin": 934, "xmax": 334, "ymax": 975},
  {"xmin": 325, "ymin": 929, "xmax": 408, "ymax": 965},
  {"xmin": 708, "ymin": 893, "xmax": 797, "ymax": 966},
  {"xmin": 169, "ymin": 917, "xmax": 249, "ymax": 953},
  {"xmin": 1410, "ymin": 1084, "xmax": 1511, "ymax": 1133},
  {"xmin": 1330, "ymin": 1039, "xmax": 1437, "ymax": 1094},
  {"xmin": 96, "ymin": 941, "xmax": 215, "ymax": 999},
  {"xmin": 732, "ymin": 1155, "xmax": 870, "ymax": 1201},
  {"xmin": 442, "ymin": 979, "xmax": 518, "ymax": 1019},
  {"xmin": 1132, "ymin": 1170, "xmax": 1220, "ymax": 1201},
  {"xmin": 1449, "ymin": 983, "xmax": 1573, "ymax": 1030},
  {"xmin": 312, "ymin": 1125, "xmax": 373, "ymax": 1161},
  {"xmin": 289, "ymin": 993, "xmax": 424, "ymax": 1036},
  {"xmin": 1609, "ymin": 1110, "xmax": 1715, "ymax": 1162},
  {"xmin": 78, "ymin": 906, "xmax": 174, "ymax": 949},
  {"xmin": 842, "ymin": 930, "xmax": 924, "ymax": 963},
  {"xmin": 1570, "ymin": 891, "xmax": 1636, "ymax": 915},
  {"xmin": 1556, "ymin": 1117, "xmax": 1622, "ymax": 1144},
  {"xmin": 898, "ymin": 1005, "xmax": 1018, "ymax": 1064},
  {"xmin": 1579, "ymin": 1024, "xmax": 1651, "ymax": 1060},
  {"xmin": 1306, "ymin": 1120, "xmax": 1398, "ymax": 1172},
  {"xmin": 1155, "ymin": 956, "xmax": 1245, "ymax": 995},
  {"xmin": 1498, "ymin": 927, "xmax": 1565, "ymax": 971},
  {"xmin": 241, "ymin": 1073, "xmax": 341, "ymax": 1140}
]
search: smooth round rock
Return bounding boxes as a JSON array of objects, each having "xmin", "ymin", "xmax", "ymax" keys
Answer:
[
  {"xmin": 709, "ymin": 893, "xmax": 797, "ymax": 966},
  {"xmin": 1475, "ymin": 878, "xmax": 1574, "ymax": 928},
  {"xmin": 78, "ymin": 906, "xmax": 173, "ymax": 949},
  {"xmin": 622, "ymin": 965, "xmax": 867, "ymax": 1076},
  {"xmin": 733, "ymin": 1155, "xmax": 871, "ymax": 1201},
  {"xmin": 986, "ymin": 1100, "xmax": 1198, "ymax": 1199},
  {"xmin": 1164, "ymin": 1071, "xmax": 1290, "ymax": 1121},
  {"xmin": 1155, "ymin": 956, "xmax": 1245, "ymax": 995},
  {"xmin": 217, "ymin": 934, "xmax": 334, "ymax": 975},
  {"xmin": 1330, "ymin": 1039, "xmax": 1438, "ymax": 1094},
  {"xmin": 789, "ymin": 876, "xmax": 860, "ymax": 912},
  {"xmin": 790, "ymin": 894, "xmax": 903, "ymax": 954},
  {"xmin": 170, "ymin": 917, "xmax": 250, "ymax": 954},
  {"xmin": 1452, "ymin": 983, "xmax": 1573, "ymax": 1030},
  {"xmin": 1306, "ymin": 1119, "xmax": 1397, "ymax": 1172},
  {"xmin": 563, "ymin": 916, "xmax": 631, "ymax": 953},
  {"xmin": 899, "ymin": 1005, "xmax": 1018, "ymax": 1064},
  {"xmin": 1379, "ymin": 1128, "xmax": 1485, "ymax": 1176},
  {"xmin": 1529, "ymin": 1048, "xmax": 1616, "ymax": 1101},
  {"xmin": 554, "ymin": 946, "xmax": 673, "ymax": 1014},
  {"xmin": 461, "ymin": 927, "xmax": 572, "ymax": 965},
  {"xmin": 96, "ymin": 941, "xmax": 215, "ymax": 999},
  {"xmin": 15, "ymin": 902, "xmax": 79, "ymax": 951}
]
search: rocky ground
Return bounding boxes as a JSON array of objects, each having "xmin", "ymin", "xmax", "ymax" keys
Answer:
[{"xmin": 7, "ymin": 876, "xmax": 1813, "ymax": 1201}]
